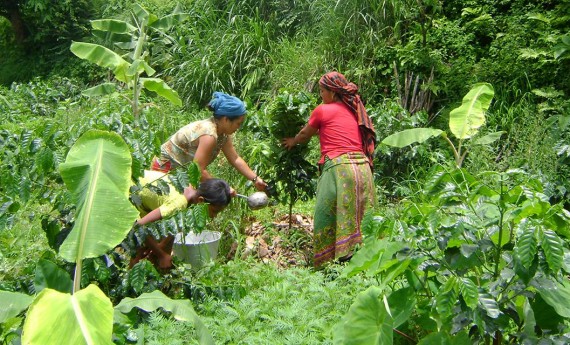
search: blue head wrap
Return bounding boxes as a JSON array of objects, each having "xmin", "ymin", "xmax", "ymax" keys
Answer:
[{"xmin": 208, "ymin": 92, "xmax": 246, "ymax": 117}]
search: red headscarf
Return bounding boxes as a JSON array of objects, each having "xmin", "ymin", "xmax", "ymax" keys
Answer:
[{"xmin": 319, "ymin": 72, "xmax": 376, "ymax": 167}]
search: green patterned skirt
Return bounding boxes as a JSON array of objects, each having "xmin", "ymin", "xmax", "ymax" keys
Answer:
[{"xmin": 313, "ymin": 152, "xmax": 375, "ymax": 267}]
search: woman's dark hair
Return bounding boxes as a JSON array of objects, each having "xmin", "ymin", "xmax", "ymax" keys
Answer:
[
  {"xmin": 212, "ymin": 113, "xmax": 245, "ymax": 122},
  {"xmin": 197, "ymin": 178, "xmax": 231, "ymax": 206}
]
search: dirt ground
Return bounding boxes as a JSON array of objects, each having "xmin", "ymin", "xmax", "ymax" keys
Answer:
[{"xmin": 227, "ymin": 214, "xmax": 314, "ymax": 268}]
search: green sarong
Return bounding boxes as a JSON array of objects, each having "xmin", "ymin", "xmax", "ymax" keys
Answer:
[{"xmin": 313, "ymin": 152, "xmax": 375, "ymax": 267}]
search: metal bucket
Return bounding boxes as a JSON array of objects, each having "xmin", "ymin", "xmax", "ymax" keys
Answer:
[{"xmin": 172, "ymin": 231, "xmax": 221, "ymax": 270}]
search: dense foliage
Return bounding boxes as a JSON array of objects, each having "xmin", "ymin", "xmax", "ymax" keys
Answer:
[{"xmin": 1, "ymin": 0, "xmax": 570, "ymax": 344}]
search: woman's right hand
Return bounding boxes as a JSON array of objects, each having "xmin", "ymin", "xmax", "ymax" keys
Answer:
[
  {"xmin": 281, "ymin": 137, "xmax": 296, "ymax": 150},
  {"xmin": 229, "ymin": 187, "xmax": 237, "ymax": 197},
  {"xmin": 253, "ymin": 177, "xmax": 268, "ymax": 191}
]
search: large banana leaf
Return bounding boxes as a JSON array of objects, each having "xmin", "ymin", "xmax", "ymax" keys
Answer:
[
  {"xmin": 141, "ymin": 78, "xmax": 182, "ymax": 106},
  {"xmin": 70, "ymin": 42, "xmax": 130, "ymax": 83},
  {"xmin": 91, "ymin": 19, "xmax": 136, "ymax": 34},
  {"xmin": 449, "ymin": 83, "xmax": 494, "ymax": 139},
  {"xmin": 58, "ymin": 130, "xmax": 138, "ymax": 262},
  {"xmin": 381, "ymin": 128, "xmax": 444, "ymax": 148},
  {"xmin": 21, "ymin": 285, "xmax": 113, "ymax": 345}
]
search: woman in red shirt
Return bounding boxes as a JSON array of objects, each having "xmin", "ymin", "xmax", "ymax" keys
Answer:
[{"xmin": 282, "ymin": 72, "xmax": 376, "ymax": 267}]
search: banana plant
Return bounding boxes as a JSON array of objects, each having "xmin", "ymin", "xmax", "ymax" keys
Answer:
[
  {"xmin": 70, "ymin": 3, "xmax": 187, "ymax": 119},
  {"xmin": 382, "ymin": 83, "xmax": 500, "ymax": 167},
  {"xmin": 2, "ymin": 130, "xmax": 213, "ymax": 344}
]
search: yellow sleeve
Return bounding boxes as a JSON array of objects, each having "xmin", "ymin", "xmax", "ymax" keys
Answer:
[{"xmin": 158, "ymin": 192, "xmax": 188, "ymax": 219}]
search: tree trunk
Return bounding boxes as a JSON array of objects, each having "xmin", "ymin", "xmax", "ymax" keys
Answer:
[{"xmin": 1, "ymin": 0, "xmax": 29, "ymax": 43}]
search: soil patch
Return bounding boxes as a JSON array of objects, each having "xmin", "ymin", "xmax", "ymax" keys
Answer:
[{"xmin": 227, "ymin": 214, "xmax": 314, "ymax": 268}]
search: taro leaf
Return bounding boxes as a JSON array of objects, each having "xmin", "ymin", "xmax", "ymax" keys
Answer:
[
  {"xmin": 387, "ymin": 287, "xmax": 416, "ymax": 328},
  {"xmin": 58, "ymin": 130, "xmax": 139, "ymax": 263},
  {"xmin": 70, "ymin": 42, "xmax": 130, "ymax": 83},
  {"xmin": 34, "ymin": 259, "xmax": 73, "ymax": 294},
  {"xmin": 449, "ymin": 83, "xmax": 494, "ymax": 139},
  {"xmin": 114, "ymin": 290, "xmax": 214, "ymax": 345},
  {"xmin": 0, "ymin": 291, "xmax": 33, "ymax": 323},
  {"xmin": 141, "ymin": 78, "xmax": 182, "ymax": 106},
  {"xmin": 333, "ymin": 286, "xmax": 393, "ymax": 345},
  {"xmin": 21, "ymin": 285, "xmax": 114, "ymax": 345},
  {"xmin": 82, "ymin": 83, "xmax": 117, "ymax": 97},
  {"xmin": 381, "ymin": 128, "xmax": 444, "ymax": 148},
  {"xmin": 534, "ymin": 276, "xmax": 570, "ymax": 318}
]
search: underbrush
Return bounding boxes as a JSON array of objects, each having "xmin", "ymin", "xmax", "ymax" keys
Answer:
[{"xmin": 136, "ymin": 261, "xmax": 376, "ymax": 344}]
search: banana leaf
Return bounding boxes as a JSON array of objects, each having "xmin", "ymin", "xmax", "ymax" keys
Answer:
[
  {"xmin": 141, "ymin": 78, "xmax": 182, "ymax": 106},
  {"xmin": 82, "ymin": 83, "xmax": 117, "ymax": 97},
  {"xmin": 381, "ymin": 128, "xmax": 444, "ymax": 148},
  {"xmin": 449, "ymin": 83, "xmax": 494, "ymax": 139},
  {"xmin": 70, "ymin": 42, "xmax": 130, "ymax": 83},
  {"xmin": 21, "ymin": 285, "xmax": 113, "ymax": 345},
  {"xmin": 58, "ymin": 130, "xmax": 138, "ymax": 263}
]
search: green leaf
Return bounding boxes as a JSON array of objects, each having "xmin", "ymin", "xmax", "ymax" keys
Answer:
[
  {"xmin": 435, "ymin": 276, "xmax": 459, "ymax": 317},
  {"xmin": 539, "ymin": 229, "xmax": 564, "ymax": 271},
  {"xmin": 521, "ymin": 296, "xmax": 537, "ymax": 340},
  {"xmin": 478, "ymin": 292, "xmax": 501, "ymax": 318},
  {"xmin": 418, "ymin": 330, "xmax": 470, "ymax": 345},
  {"xmin": 34, "ymin": 259, "xmax": 73, "ymax": 294},
  {"xmin": 140, "ymin": 78, "xmax": 182, "ymax": 106},
  {"xmin": 0, "ymin": 291, "xmax": 33, "ymax": 323},
  {"xmin": 381, "ymin": 128, "xmax": 444, "ymax": 148},
  {"xmin": 91, "ymin": 19, "xmax": 136, "ymax": 34},
  {"xmin": 21, "ymin": 285, "xmax": 114, "ymax": 345},
  {"xmin": 82, "ymin": 83, "xmax": 117, "ymax": 97},
  {"xmin": 70, "ymin": 42, "xmax": 130, "ymax": 83},
  {"xmin": 449, "ymin": 83, "xmax": 494, "ymax": 139},
  {"xmin": 186, "ymin": 161, "xmax": 201, "ymax": 188},
  {"xmin": 114, "ymin": 290, "xmax": 214, "ymax": 345},
  {"xmin": 459, "ymin": 278, "xmax": 478, "ymax": 310},
  {"xmin": 534, "ymin": 276, "xmax": 570, "ymax": 318},
  {"xmin": 387, "ymin": 287, "xmax": 416, "ymax": 328},
  {"xmin": 193, "ymin": 204, "xmax": 208, "ymax": 231},
  {"xmin": 514, "ymin": 221, "xmax": 537, "ymax": 269},
  {"xmin": 149, "ymin": 13, "xmax": 189, "ymax": 31},
  {"xmin": 473, "ymin": 131, "xmax": 505, "ymax": 145},
  {"xmin": 58, "ymin": 130, "xmax": 139, "ymax": 262},
  {"xmin": 334, "ymin": 286, "xmax": 393, "ymax": 345}
]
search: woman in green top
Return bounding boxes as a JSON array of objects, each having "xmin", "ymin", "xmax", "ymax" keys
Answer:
[{"xmin": 151, "ymin": 91, "xmax": 267, "ymax": 193}]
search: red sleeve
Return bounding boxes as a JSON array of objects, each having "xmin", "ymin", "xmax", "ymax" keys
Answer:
[{"xmin": 308, "ymin": 105, "xmax": 323, "ymax": 129}]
